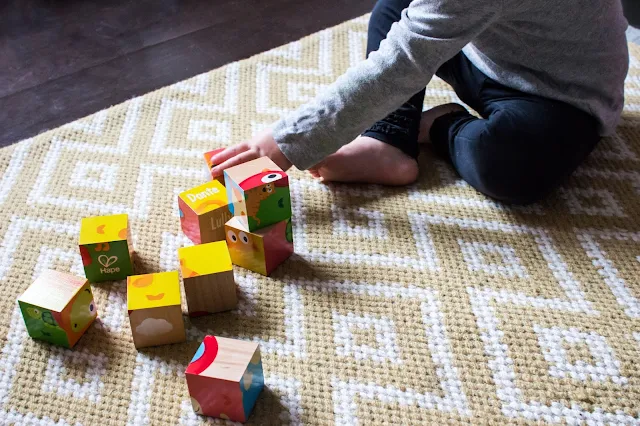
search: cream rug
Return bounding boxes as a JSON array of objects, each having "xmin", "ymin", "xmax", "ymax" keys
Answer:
[{"xmin": 1, "ymin": 15, "xmax": 639, "ymax": 425}]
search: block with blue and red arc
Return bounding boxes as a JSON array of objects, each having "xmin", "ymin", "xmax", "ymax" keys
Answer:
[{"xmin": 185, "ymin": 335, "xmax": 264, "ymax": 422}]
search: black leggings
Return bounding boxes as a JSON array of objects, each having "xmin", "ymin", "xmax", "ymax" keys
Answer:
[{"xmin": 362, "ymin": 0, "xmax": 601, "ymax": 204}]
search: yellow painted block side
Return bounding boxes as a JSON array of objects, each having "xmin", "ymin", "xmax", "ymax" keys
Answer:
[
  {"xmin": 127, "ymin": 271, "xmax": 181, "ymax": 311},
  {"xmin": 79, "ymin": 214, "xmax": 128, "ymax": 245},
  {"xmin": 178, "ymin": 181, "xmax": 228, "ymax": 215},
  {"xmin": 178, "ymin": 241, "xmax": 232, "ymax": 278}
]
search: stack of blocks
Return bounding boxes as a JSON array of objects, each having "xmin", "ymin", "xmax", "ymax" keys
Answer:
[
  {"xmin": 223, "ymin": 157, "xmax": 294, "ymax": 276},
  {"xmin": 15, "ymin": 155, "xmax": 292, "ymax": 422},
  {"xmin": 186, "ymin": 335, "xmax": 264, "ymax": 422},
  {"xmin": 18, "ymin": 270, "xmax": 98, "ymax": 348},
  {"xmin": 127, "ymin": 271, "xmax": 186, "ymax": 349}
]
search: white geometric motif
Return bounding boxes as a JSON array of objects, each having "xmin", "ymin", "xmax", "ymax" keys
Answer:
[
  {"xmin": 458, "ymin": 239, "xmax": 529, "ymax": 278},
  {"xmin": 577, "ymin": 228, "xmax": 640, "ymax": 318},
  {"xmin": 534, "ymin": 325, "xmax": 628, "ymax": 384},
  {"xmin": 331, "ymin": 205, "xmax": 388, "ymax": 239},
  {"xmin": 150, "ymin": 63, "xmax": 238, "ymax": 157},
  {"xmin": 41, "ymin": 348, "xmax": 108, "ymax": 403},
  {"xmin": 187, "ymin": 119, "xmax": 231, "ymax": 142},
  {"xmin": 332, "ymin": 312, "xmax": 401, "ymax": 364},
  {"xmin": 69, "ymin": 161, "xmax": 119, "ymax": 191},
  {"xmin": 559, "ymin": 187, "xmax": 626, "ymax": 217},
  {"xmin": 0, "ymin": 138, "xmax": 33, "ymax": 205},
  {"xmin": 276, "ymin": 279, "xmax": 471, "ymax": 422},
  {"xmin": 256, "ymin": 29, "xmax": 333, "ymax": 115}
]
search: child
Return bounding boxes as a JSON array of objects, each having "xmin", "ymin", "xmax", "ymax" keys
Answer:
[{"xmin": 211, "ymin": 0, "xmax": 629, "ymax": 204}]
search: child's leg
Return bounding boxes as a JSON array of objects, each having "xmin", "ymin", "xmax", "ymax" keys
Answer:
[
  {"xmin": 430, "ymin": 54, "xmax": 600, "ymax": 204},
  {"xmin": 361, "ymin": 0, "xmax": 425, "ymax": 159}
]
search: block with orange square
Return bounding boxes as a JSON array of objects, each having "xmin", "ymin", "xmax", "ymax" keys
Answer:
[
  {"xmin": 79, "ymin": 214, "xmax": 134, "ymax": 283},
  {"xmin": 186, "ymin": 335, "xmax": 264, "ymax": 422},
  {"xmin": 127, "ymin": 271, "xmax": 186, "ymax": 349},
  {"xmin": 203, "ymin": 148, "xmax": 226, "ymax": 185},
  {"xmin": 178, "ymin": 180, "xmax": 233, "ymax": 245},
  {"xmin": 178, "ymin": 241, "xmax": 237, "ymax": 317}
]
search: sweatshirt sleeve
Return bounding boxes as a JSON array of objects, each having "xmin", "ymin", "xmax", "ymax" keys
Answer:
[{"xmin": 271, "ymin": 0, "xmax": 503, "ymax": 170}]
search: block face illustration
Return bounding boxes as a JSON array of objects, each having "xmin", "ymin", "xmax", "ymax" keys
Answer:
[
  {"xmin": 178, "ymin": 242, "xmax": 237, "ymax": 316},
  {"xmin": 226, "ymin": 217, "xmax": 293, "ymax": 276},
  {"xmin": 264, "ymin": 218, "xmax": 294, "ymax": 274},
  {"xmin": 128, "ymin": 305, "xmax": 185, "ymax": 349},
  {"xmin": 224, "ymin": 157, "xmax": 292, "ymax": 231},
  {"xmin": 203, "ymin": 148, "xmax": 226, "ymax": 185},
  {"xmin": 79, "ymin": 214, "xmax": 134, "ymax": 282},
  {"xmin": 18, "ymin": 270, "xmax": 98, "ymax": 348},
  {"xmin": 185, "ymin": 336, "xmax": 264, "ymax": 422},
  {"xmin": 127, "ymin": 271, "xmax": 186, "ymax": 349},
  {"xmin": 178, "ymin": 180, "xmax": 232, "ymax": 245}
]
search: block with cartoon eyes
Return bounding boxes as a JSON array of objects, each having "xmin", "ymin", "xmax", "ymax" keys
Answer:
[
  {"xmin": 178, "ymin": 241, "xmax": 238, "ymax": 316},
  {"xmin": 178, "ymin": 180, "xmax": 233, "ymax": 245},
  {"xmin": 127, "ymin": 271, "xmax": 186, "ymax": 349},
  {"xmin": 223, "ymin": 156, "xmax": 292, "ymax": 232},
  {"xmin": 78, "ymin": 213, "xmax": 134, "ymax": 283},
  {"xmin": 186, "ymin": 336, "xmax": 264, "ymax": 423},
  {"xmin": 18, "ymin": 270, "xmax": 98, "ymax": 348},
  {"xmin": 225, "ymin": 217, "xmax": 293, "ymax": 276},
  {"xmin": 203, "ymin": 148, "xmax": 226, "ymax": 185}
]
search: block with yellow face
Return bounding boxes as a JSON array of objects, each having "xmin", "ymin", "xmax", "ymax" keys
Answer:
[
  {"xmin": 177, "ymin": 241, "xmax": 237, "ymax": 316},
  {"xmin": 78, "ymin": 214, "xmax": 134, "ymax": 283},
  {"xmin": 178, "ymin": 180, "xmax": 232, "ymax": 245},
  {"xmin": 126, "ymin": 271, "xmax": 185, "ymax": 349}
]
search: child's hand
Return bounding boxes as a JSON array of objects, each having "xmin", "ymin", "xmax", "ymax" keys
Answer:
[{"xmin": 210, "ymin": 129, "xmax": 292, "ymax": 177}]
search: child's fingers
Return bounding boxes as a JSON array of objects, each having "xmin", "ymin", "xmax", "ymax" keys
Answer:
[
  {"xmin": 211, "ymin": 142, "xmax": 249, "ymax": 165},
  {"xmin": 211, "ymin": 150, "xmax": 259, "ymax": 177}
]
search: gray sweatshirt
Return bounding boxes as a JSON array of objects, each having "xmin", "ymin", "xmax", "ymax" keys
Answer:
[{"xmin": 272, "ymin": 0, "xmax": 629, "ymax": 170}]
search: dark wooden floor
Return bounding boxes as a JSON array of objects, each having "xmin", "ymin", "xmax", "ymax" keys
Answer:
[{"xmin": 0, "ymin": 0, "xmax": 374, "ymax": 147}]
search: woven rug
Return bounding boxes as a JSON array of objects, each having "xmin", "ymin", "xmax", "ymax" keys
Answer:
[{"xmin": 1, "ymin": 15, "xmax": 640, "ymax": 425}]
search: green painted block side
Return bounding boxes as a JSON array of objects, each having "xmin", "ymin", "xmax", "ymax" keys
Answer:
[
  {"xmin": 18, "ymin": 301, "xmax": 70, "ymax": 348},
  {"xmin": 80, "ymin": 240, "xmax": 133, "ymax": 282},
  {"xmin": 247, "ymin": 186, "xmax": 292, "ymax": 231}
]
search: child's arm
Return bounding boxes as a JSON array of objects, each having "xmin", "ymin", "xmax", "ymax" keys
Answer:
[{"xmin": 211, "ymin": 0, "xmax": 503, "ymax": 175}]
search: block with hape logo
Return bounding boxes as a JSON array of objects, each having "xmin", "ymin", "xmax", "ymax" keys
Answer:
[
  {"xmin": 225, "ymin": 217, "xmax": 293, "ymax": 276},
  {"xmin": 224, "ymin": 157, "xmax": 292, "ymax": 232},
  {"xmin": 79, "ymin": 214, "xmax": 134, "ymax": 283},
  {"xmin": 178, "ymin": 180, "xmax": 233, "ymax": 245},
  {"xmin": 127, "ymin": 271, "xmax": 186, "ymax": 349},
  {"xmin": 178, "ymin": 241, "xmax": 237, "ymax": 317},
  {"xmin": 186, "ymin": 336, "xmax": 263, "ymax": 422},
  {"xmin": 203, "ymin": 148, "xmax": 225, "ymax": 185},
  {"xmin": 18, "ymin": 270, "xmax": 98, "ymax": 348}
]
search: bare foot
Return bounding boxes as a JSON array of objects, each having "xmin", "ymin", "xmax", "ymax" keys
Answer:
[
  {"xmin": 307, "ymin": 136, "xmax": 419, "ymax": 186},
  {"xmin": 418, "ymin": 103, "xmax": 467, "ymax": 144}
]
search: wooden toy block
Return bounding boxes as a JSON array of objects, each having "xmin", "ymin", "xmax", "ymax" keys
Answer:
[
  {"xmin": 224, "ymin": 156, "xmax": 292, "ymax": 232},
  {"xmin": 178, "ymin": 180, "xmax": 233, "ymax": 245},
  {"xmin": 203, "ymin": 148, "xmax": 226, "ymax": 185},
  {"xmin": 79, "ymin": 213, "xmax": 134, "ymax": 283},
  {"xmin": 18, "ymin": 270, "xmax": 98, "ymax": 348},
  {"xmin": 127, "ymin": 271, "xmax": 186, "ymax": 349},
  {"xmin": 225, "ymin": 217, "xmax": 293, "ymax": 276},
  {"xmin": 186, "ymin": 336, "xmax": 264, "ymax": 422},
  {"xmin": 178, "ymin": 241, "xmax": 237, "ymax": 316}
]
